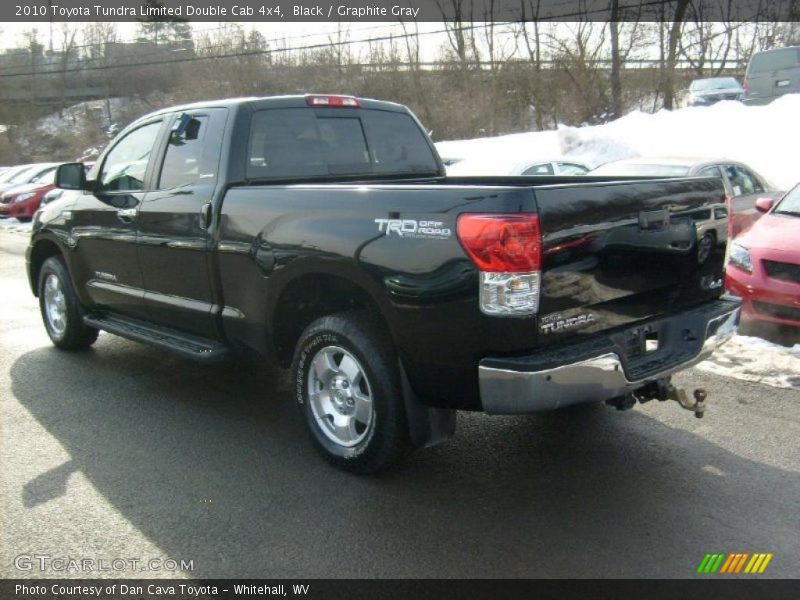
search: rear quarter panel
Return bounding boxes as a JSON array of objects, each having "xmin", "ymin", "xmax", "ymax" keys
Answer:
[{"xmin": 217, "ymin": 184, "xmax": 536, "ymax": 409}]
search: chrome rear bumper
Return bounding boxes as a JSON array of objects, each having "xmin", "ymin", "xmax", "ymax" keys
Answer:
[{"xmin": 478, "ymin": 300, "xmax": 740, "ymax": 414}]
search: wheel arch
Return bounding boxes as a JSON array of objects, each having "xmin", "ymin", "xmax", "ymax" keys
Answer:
[
  {"xmin": 270, "ymin": 270, "xmax": 393, "ymax": 368},
  {"xmin": 28, "ymin": 235, "xmax": 67, "ymax": 297}
]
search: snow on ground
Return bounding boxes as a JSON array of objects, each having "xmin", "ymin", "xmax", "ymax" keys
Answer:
[
  {"xmin": 697, "ymin": 335, "xmax": 800, "ymax": 390},
  {"xmin": 436, "ymin": 94, "xmax": 800, "ymax": 190},
  {"xmin": 0, "ymin": 218, "xmax": 33, "ymax": 234}
]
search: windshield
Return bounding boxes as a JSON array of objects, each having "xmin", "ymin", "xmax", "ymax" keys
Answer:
[
  {"xmin": 30, "ymin": 167, "xmax": 56, "ymax": 184},
  {"xmin": 6, "ymin": 166, "xmax": 38, "ymax": 184},
  {"xmin": 691, "ymin": 77, "xmax": 740, "ymax": 91},
  {"xmin": 0, "ymin": 166, "xmax": 29, "ymax": 183},
  {"xmin": 774, "ymin": 185, "xmax": 800, "ymax": 216},
  {"xmin": 591, "ymin": 163, "xmax": 690, "ymax": 177}
]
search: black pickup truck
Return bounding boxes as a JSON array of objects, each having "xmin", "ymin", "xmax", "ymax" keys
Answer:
[{"xmin": 27, "ymin": 94, "xmax": 739, "ymax": 473}]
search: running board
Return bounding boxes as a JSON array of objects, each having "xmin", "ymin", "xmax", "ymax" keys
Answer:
[{"xmin": 83, "ymin": 313, "xmax": 231, "ymax": 362}]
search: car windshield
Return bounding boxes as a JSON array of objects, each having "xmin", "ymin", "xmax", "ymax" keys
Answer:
[
  {"xmin": 0, "ymin": 166, "xmax": 30, "ymax": 183},
  {"xmin": 691, "ymin": 78, "xmax": 740, "ymax": 91},
  {"xmin": 591, "ymin": 163, "xmax": 690, "ymax": 177},
  {"xmin": 30, "ymin": 168, "xmax": 56, "ymax": 185},
  {"xmin": 6, "ymin": 166, "xmax": 38, "ymax": 184},
  {"xmin": 774, "ymin": 185, "xmax": 800, "ymax": 216}
]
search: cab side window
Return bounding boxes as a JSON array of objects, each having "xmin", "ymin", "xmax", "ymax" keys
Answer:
[
  {"xmin": 98, "ymin": 121, "xmax": 162, "ymax": 193},
  {"xmin": 697, "ymin": 166, "xmax": 721, "ymax": 178},
  {"xmin": 159, "ymin": 115, "xmax": 213, "ymax": 189},
  {"xmin": 556, "ymin": 162, "xmax": 589, "ymax": 175},
  {"xmin": 725, "ymin": 165, "xmax": 763, "ymax": 196}
]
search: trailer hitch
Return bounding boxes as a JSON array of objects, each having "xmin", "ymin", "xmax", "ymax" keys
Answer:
[
  {"xmin": 608, "ymin": 381, "xmax": 707, "ymax": 417},
  {"xmin": 666, "ymin": 385, "xmax": 707, "ymax": 419},
  {"xmin": 626, "ymin": 380, "xmax": 707, "ymax": 418}
]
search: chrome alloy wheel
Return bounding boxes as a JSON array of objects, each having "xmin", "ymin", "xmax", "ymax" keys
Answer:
[
  {"xmin": 43, "ymin": 273, "xmax": 67, "ymax": 337},
  {"xmin": 307, "ymin": 345, "xmax": 374, "ymax": 447}
]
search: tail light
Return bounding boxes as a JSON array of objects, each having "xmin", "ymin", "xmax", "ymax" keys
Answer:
[
  {"xmin": 306, "ymin": 95, "xmax": 361, "ymax": 107},
  {"xmin": 743, "ymin": 79, "xmax": 749, "ymax": 94},
  {"xmin": 457, "ymin": 213, "xmax": 542, "ymax": 316}
]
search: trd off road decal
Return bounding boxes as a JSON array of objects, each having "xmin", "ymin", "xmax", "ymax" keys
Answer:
[{"xmin": 374, "ymin": 218, "xmax": 452, "ymax": 240}]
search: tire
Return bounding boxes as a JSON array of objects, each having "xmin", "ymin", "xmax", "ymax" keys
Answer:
[
  {"xmin": 38, "ymin": 256, "xmax": 99, "ymax": 350},
  {"xmin": 291, "ymin": 312, "xmax": 410, "ymax": 474}
]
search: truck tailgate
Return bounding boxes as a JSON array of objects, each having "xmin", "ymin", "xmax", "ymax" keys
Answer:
[{"xmin": 532, "ymin": 177, "xmax": 727, "ymax": 346}]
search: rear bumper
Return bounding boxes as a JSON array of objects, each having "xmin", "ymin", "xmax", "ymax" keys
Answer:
[{"xmin": 478, "ymin": 298, "xmax": 740, "ymax": 414}]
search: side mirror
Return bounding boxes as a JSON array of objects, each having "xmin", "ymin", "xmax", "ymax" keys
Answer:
[
  {"xmin": 755, "ymin": 197, "xmax": 774, "ymax": 213},
  {"xmin": 55, "ymin": 163, "xmax": 87, "ymax": 191}
]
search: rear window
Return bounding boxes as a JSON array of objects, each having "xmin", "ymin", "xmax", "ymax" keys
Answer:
[
  {"xmin": 748, "ymin": 48, "xmax": 800, "ymax": 74},
  {"xmin": 247, "ymin": 108, "xmax": 438, "ymax": 179},
  {"xmin": 690, "ymin": 77, "xmax": 740, "ymax": 91}
]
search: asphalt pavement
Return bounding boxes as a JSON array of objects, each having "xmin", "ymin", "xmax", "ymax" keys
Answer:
[{"xmin": 1, "ymin": 230, "xmax": 798, "ymax": 579}]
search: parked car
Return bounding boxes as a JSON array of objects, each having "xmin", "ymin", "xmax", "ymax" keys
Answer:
[
  {"xmin": 590, "ymin": 157, "xmax": 780, "ymax": 238},
  {"xmin": 743, "ymin": 46, "xmax": 800, "ymax": 105},
  {"xmin": 447, "ymin": 157, "xmax": 590, "ymax": 176},
  {"xmin": 726, "ymin": 184, "xmax": 800, "ymax": 328},
  {"xmin": 29, "ymin": 94, "xmax": 738, "ymax": 473},
  {"xmin": 0, "ymin": 164, "xmax": 38, "ymax": 194},
  {"xmin": 38, "ymin": 188, "xmax": 65, "ymax": 208},
  {"xmin": 0, "ymin": 164, "xmax": 58, "ymax": 222},
  {"xmin": 440, "ymin": 156, "xmax": 464, "ymax": 167},
  {"xmin": 682, "ymin": 77, "xmax": 744, "ymax": 107}
]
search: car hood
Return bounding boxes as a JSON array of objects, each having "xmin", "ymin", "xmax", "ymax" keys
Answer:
[
  {"xmin": 0, "ymin": 182, "xmax": 51, "ymax": 199},
  {"xmin": 739, "ymin": 213, "xmax": 800, "ymax": 252}
]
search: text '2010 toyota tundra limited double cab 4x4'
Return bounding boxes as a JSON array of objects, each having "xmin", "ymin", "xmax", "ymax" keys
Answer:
[{"xmin": 28, "ymin": 94, "xmax": 740, "ymax": 473}]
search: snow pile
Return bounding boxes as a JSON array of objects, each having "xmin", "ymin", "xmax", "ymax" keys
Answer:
[
  {"xmin": 697, "ymin": 335, "xmax": 800, "ymax": 390},
  {"xmin": 36, "ymin": 98, "xmax": 127, "ymax": 139},
  {"xmin": 0, "ymin": 218, "xmax": 33, "ymax": 234},
  {"xmin": 438, "ymin": 129, "xmax": 563, "ymax": 164},
  {"xmin": 436, "ymin": 94, "xmax": 800, "ymax": 190}
]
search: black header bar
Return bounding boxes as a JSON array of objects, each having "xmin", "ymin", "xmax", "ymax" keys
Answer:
[{"xmin": 4, "ymin": 0, "xmax": 799, "ymax": 22}]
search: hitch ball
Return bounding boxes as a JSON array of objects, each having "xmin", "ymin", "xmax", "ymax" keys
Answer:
[{"xmin": 693, "ymin": 388, "xmax": 707, "ymax": 419}]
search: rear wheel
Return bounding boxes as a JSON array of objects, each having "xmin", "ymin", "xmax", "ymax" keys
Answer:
[
  {"xmin": 38, "ymin": 256, "xmax": 98, "ymax": 350},
  {"xmin": 291, "ymin": 312, "xmax": 410, "ymax": 474}
]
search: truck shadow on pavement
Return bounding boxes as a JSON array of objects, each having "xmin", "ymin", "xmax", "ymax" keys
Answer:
[{"xmin": 10, "ymin": 336, "xmax": 800, "ymax": 578}]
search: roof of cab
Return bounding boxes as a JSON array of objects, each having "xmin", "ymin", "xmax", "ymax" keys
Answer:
[{"xmin": 139, "ymin": 94, "xmax": 409, "ymax": 121}]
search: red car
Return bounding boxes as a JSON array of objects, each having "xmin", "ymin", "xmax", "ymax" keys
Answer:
[
  {"xmin": 726, "ymin": 184, "xmax": 800, "ymax": 328},
  {"xmin": 0, "ymin": 164, "xmax": 57, "ymax": 222}
]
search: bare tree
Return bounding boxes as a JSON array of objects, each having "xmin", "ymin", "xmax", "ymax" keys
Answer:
[
  {"xmin": 57, "ymin": 24, "xmax": 78, "ymax": 116},
  {"xmin": 608, "ymin": 0, "xmax": 622, "ymax": 118},
  {"xmin": 663, "ymin": 0, "xmax": 691, "ymax": 109},
  {"xmin": 398, "ymin": 19, "xmax": 433, "ymax": 126},
  {"xmin": 545, "ymin": 19, "xmax": 609, "ymax": 123}
]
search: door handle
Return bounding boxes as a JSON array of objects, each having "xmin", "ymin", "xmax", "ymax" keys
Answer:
[
  {"xmin": 117, "ymin": 208, "xmax": 137, "ymax": 221},
  {"xmin": 200, "ymin": 202, "xmax": 212, "ymax": 229}
]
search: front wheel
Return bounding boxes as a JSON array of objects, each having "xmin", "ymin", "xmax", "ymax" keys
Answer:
[
  {"xmin": 697, "ymin": 232, "xmax": 715, "ymax": 264},
  {"xmin": 38, "ymin": 256, "xmax": 98, "ymax": 350},
  {"xmin": 291, "ymin": 313, "xmax": 410, "ymax": 474}
]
